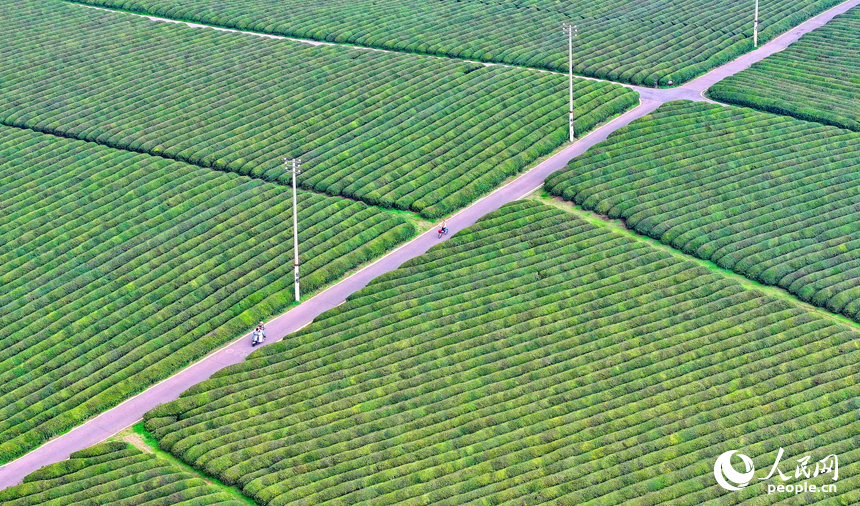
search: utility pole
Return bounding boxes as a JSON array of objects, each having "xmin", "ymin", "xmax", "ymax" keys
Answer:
[
  {"xmin": 562, "ymin": 23, "xmax": 577, "ymax": 141},
  {"xmin": 753, "ymin": 0, "xmax": 759, "ymax": 47},
  {"xmin": 285, "ymin": 157, "xmax": 302, "ymax": 302}
]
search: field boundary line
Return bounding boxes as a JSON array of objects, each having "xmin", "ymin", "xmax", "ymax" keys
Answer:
[
  {"xmin": 531, "ymin": 195, "xmax": 860, "ymax": 333},
  {"xmin": 70, "ymin": 2, "xmax": 645, "ymax": 91},
  {"xmin": 0, "ymin": 121, "xmax": 392, "ymax": 217}
]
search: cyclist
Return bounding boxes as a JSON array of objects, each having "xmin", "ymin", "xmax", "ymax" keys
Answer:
[{"xmin": 438, "ymin": 219, "xmax": 449, "ymax": 237}]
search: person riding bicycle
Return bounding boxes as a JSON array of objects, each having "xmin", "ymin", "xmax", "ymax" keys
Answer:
[{"xmin": 438, "ymin": 219, "xmax": 449, "ymax": 235}]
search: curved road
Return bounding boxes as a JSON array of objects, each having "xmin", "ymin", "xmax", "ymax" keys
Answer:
[{"xmin": 1, "ymin": 0, "xmax": 858, "ymax": 489}]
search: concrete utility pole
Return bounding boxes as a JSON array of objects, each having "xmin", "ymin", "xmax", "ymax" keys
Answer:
[
  {"xmin": 562, "ymin": 23, "xmax": 577, "ymax": 141},
  {"xmin": 285, "ymin": 157, "xmax": 302, "ymax": 302},
  {"xmin": 753, "ymin": 0, "xmax": 759, "ymax": 47}
]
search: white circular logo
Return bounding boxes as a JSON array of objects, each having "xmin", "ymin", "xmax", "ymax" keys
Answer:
[{"xmin": 714, "ymin": 450, "xmax": 755, "ymax": 491}]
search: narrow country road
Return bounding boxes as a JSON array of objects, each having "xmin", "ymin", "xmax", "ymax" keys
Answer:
[
  {"xmin": 1, "ymin": 0, "xmax": 858, "ymax": 489},
  {"xmin": 0, "ymin": 100, "xmax": 663, "ymax": 490}
]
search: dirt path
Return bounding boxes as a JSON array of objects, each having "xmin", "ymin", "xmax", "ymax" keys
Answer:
[
  {"xmin": 1, "ymin": 0, "xmax": 858, "ymax": 489},
  {"xmin": 122, "ymin": 434, "xmax": 153, "ymax": 454}
]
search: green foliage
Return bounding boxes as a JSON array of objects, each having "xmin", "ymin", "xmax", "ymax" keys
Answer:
[
  {"xmin": 69, "ymin": 0, "xmax": 841, "ymax": 86},
  {"xmin": 710, "ymin": 6, "xmax": 860, "ymax": 131},
  {"xmin": 0, "ymin": 125, "xmax": 414, "ymax": 464},
  {"xmin": 142, "ymin": 200, "xmax": 860, "ymax": 505},
  {"xmin": 0, "ymin": 442, "xmax": 248, "ymax": 505},
  {"xmin": 0, "ymin": 0, "xmax": 635, "ymax": 218},
  {"xmin": 546, "ymin": 100, "xmax": 860, "ymax": 322}
]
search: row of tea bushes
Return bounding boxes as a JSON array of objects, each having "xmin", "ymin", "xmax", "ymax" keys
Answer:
[
  {"xmin": 0, "ymin": 125, "xmax": 413, "ymax": 463},
  {"xmin": 546, "ymin": 100, "xmax": 860, "ymax": 321},
  {"xmin": 710, "ymin": 6, "xmax": 860, "ymax": 131},
  {"xmin": 143, "ymin": 201, "xmax": 860, "ymax": 505},
  {"xmin": 0, "ymin": 0, "xmax": 635, "ymax": 217},
  {"xmin": 70, "ymin": 0, "xmax": 842, "ymax": 86},
  {"xmin": 0, "ymin": 442, "xmax": 246, "ymax": 505}
]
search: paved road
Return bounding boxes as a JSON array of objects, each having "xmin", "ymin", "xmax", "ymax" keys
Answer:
[
  {"xmin": 0, "ymin": 98, "xmax": 660, "ymax": 490},
  {"xmin": 2, "ymin": 0, "xmax": 858, "ymax": 489}
]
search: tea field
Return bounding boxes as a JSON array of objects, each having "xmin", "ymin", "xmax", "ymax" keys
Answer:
[
  {"xmin": 141, "ymin": 200, "xmax": 860, "ymax": 505},
  {"xmin": 0, "ymin": 0, "xmax": 636, "ymax": 219},
  {"xmin": 0, "ymin": 442, "xmax": 246, "ymax": 505},
  {"xmin": 546, "ymin": 100, "xmax": 860, "ymax": 321},
  {"xmin": 0, "ymin": 125, "xmax": 413, "ymax": 464},
  {"xmin": 70, "ymin": 0, "xmax": 842, "ymax": 86},
  {"xmin": 709, "ymin": 5, "xmax": 860, "ymax": 131}
]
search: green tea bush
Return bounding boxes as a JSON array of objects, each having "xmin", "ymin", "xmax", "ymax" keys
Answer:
[
  {"xmin": 0, "ymin": 0, "xmax": 636, "ymax": 218},
  {"xmin": 710, "ymin": 6, "xmax": 860, "ymax": 131},
  {"xmin": 0, "ymin": 442, "xmax": 246, "ymax": 505},
  {"xmin": 0, "ymin": 126, "xmax": 414, "ymax": 463},
  {"xmin": 546, "ymin": 100, "xmax": 860, "ymax": 322},
  {"xmin": 142, "ymin": 200, "xmax": 860, "ymax": 505},
  {"xmin": 71, "ymin": 0, "xmax": 840, "ymax": 86}
]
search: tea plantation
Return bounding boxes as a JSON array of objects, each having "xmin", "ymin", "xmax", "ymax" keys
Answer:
[
  {"xmin": 0, "ymin": 125, "xmax": 413, "ymax": 464},
  {"xmin": 70, "ymin": 0, "xmax": 841, "ymax": 86},
  {"xmin": 0, "ymin": 0, "xmax": 636, "ymax": 219},
  {"xmin": 546, "ymin": 100, "xmax": 860, "ymax": 322},
  {"xmin": 710, "ymin": 5, "xmax": 860, "ymax": 131},
  {"xmin": 140, "ymin": 201, "xmax": 860, "ymax": 505},
  {"xmin": 0, "ymin": 442, "xmax": 246, "ymax": 505}
]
